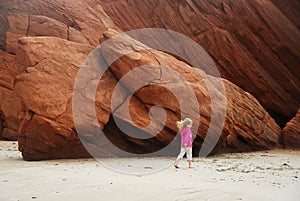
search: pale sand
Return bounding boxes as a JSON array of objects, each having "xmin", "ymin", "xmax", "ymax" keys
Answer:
[{"xmin": 1, "ymin": 141, "xmax": 299, "ymax": 201}]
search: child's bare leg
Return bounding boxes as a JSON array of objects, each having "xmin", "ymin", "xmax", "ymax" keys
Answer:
[
  {"xmin": 186, "ymin": 148, "xmax": 193, "ymax": 168},
  {"xmin": 174, "ymin": 159, "xmax": 180, "ymax": 168},
  {"xmin": 174, "ymin": 148, "xmax": 185, "ymax": 168},
  {"xmin": 188, "ymin": 160, "xmax": 193, "ymax": 168}
]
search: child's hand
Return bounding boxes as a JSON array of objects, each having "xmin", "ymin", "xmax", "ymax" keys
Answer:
[{"xmin": 184, "ymin": 143, "xmax": 187, "ymax": 147}]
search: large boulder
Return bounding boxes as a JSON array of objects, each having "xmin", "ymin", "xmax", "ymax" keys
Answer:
[
  {"xmin": 0, "ymin": 0, "xmax": 119, "ymax": 141},
  {"xmin": 100, "ymin": 30, "xmax": 282, "ymax": 156},
  {"xmin": 14, "ymin": 37, "xmax": 96, "ymax": 160},
  {"xmin": 14, "ymin": 36, "xmax": 124, "ymax": 160},
  {"xmin": 282, "ymin": 109, "xmax": 300, "ymax": 149},
  {"xmin": 14, "ymin": 30, "xmax": 281, "ymax": 160}
]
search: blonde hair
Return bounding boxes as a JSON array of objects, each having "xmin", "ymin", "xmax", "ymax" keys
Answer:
[{"xmin": 176, "ymin": 118, "xmax": 193, "ymax": 131}]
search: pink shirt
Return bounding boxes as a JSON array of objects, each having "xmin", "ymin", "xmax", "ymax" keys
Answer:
[{"xmin": 181, "ymin": 127, "xmax": 193, "ymax": 147}]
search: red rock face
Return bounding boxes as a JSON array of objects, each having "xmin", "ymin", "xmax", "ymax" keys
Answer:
[
  {"xmin": 271, "ymin": 0, "xmax": 300, "ymax": 28},
  {"xmin": 13, "ymin": 28, "xmax": 281, "ymax": 160},
  {"xmin": 0, "ymin": 0, "xmax": 297, "ymax": 160},
  {"xmin": 100, "ymin": 0, "xmax": 300, "ymax": 127},
  {"xmin": 0, "ymin": 50, "xmax": 23, "ymax": 140},
  {"xmin": 282, "ymin": 108, "xmax": 300, "ymax": 149},
  {"xmin": 18, "ymin": 111, "xmax": 91, "ymax": 160},
  {"xmin": 0, "ymin": 0, "xmax": 119, "ymax": 51},
  {"xmin": 0, "ymin": 0, "xmax": 118, "ymax": 140},
  {"xmin": 99, "ymin": 30, "xmax": 282, "ymax": 156},
  {"xmin": 14, "ymin": 37, "xmax": 97, "ymax": 160}
]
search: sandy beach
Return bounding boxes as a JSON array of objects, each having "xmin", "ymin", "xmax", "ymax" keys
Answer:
[{"xmin": 1, "ymin": 141, "xmax": 299, "ymax": 201}]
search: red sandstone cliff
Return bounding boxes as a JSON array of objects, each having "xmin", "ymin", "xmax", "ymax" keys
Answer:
[
  {"xmin": 0, "ymin": 0, "xmax": 298, "ymax": 159},
  {"xmin": 14, "ymin": 30, "xmax": 281, "ymax": 160},
  {"xmin": 0, "ymin": 0, "xmax": 118, "ymax": 140},
  {"xmin": 100, "ymin": 0, "xmax": 300, "ymax": 126}
]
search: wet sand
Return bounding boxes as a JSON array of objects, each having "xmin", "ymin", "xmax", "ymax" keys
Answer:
[{"xmin": 0, "ymin": 141, "xmax": 299, "ymax": 201}]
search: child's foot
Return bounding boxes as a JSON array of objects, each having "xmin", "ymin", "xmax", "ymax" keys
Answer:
[
  {"xmin": 174, "ymin": 164, "xmax": 180, "ymax": 169},
  {"xmin": 189, "ymin": 166, "xmax": 194, "ymax": 168}
]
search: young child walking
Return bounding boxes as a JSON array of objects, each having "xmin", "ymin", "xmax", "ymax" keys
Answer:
[{"xmin": 174, "ymin": 118, "xmax": 194, "ymax": 168}]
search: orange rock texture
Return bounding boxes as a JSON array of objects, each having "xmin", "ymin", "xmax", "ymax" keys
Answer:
[
  {"xmin": 282, "ymin": 108, "xmax": 300, "ymax": 149},
  {"xmin": 0, "ymin": 0, "xmax": 298, "ymax": 159}
]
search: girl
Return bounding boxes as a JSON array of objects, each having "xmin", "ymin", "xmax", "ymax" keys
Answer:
[{"xmin": 174, "ymin": 118, "xmax": 194, "ymax": 168}]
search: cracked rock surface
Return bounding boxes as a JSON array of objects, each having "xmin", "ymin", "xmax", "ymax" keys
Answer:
[{"xmin": 0, "ymin": 0, "xmax": 299, "ymax": 160}]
